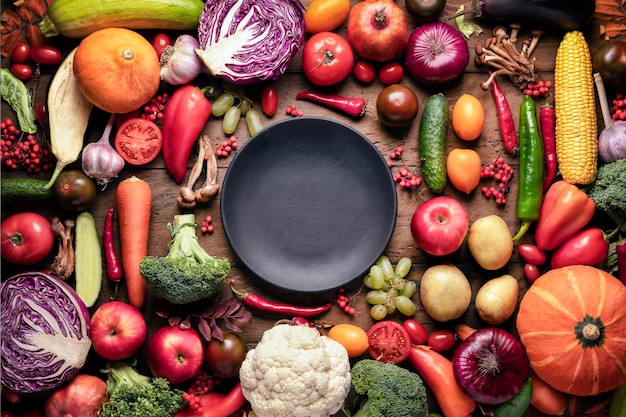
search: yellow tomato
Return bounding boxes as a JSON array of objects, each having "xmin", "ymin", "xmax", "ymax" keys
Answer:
[
  {"xmin": 447, "ymin": 148, "xmax": 482, "ymax": 194},
  {"xmin": 451, "ymin": 94, "xmax": 485, "ymax": 141},
  {"xmin": 327, "ymin": 323, "xmax": 369, "ymax": 358},
  {"xmin": 304, "ymin": 0, "xmax": 351, "ymax": 34}
]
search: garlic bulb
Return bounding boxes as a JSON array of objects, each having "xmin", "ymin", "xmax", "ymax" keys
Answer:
[
  {"xmin": 160, "ymin": 34, "xmax": 203, "ymax": 85},
  {"xmin": 81, "ymin": 113, "xmax": 125, "ymax": 187}
]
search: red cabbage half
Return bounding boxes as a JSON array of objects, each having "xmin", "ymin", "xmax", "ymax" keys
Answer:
[
  {"xmin": 196, "ymin": 0, "xmax": 305, "ymax": 85},
  {"xmin": 1, "ymin": 272, "xmax": 91, "ymax": 393}
]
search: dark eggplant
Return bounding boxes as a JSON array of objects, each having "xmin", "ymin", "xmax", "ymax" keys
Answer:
[{"xmin": 473, "ymin": 0, "xmax": 596, "ymax": 32}]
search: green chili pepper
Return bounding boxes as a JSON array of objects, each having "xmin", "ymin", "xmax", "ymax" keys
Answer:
[
  {"xmin": 0, "ymin": 68, "xmax": 38, "ymax": 134},
  {"xmin": 513, "ymin": 95, "xmax": 544, "ymax": 241},
  {"xmin": 492, "ymin": 378, "xmax": 533, "ymax": 417}
]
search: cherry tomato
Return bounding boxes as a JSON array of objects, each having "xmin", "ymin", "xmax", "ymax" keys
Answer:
[
  {"xmin": 524, "ymin": 263, "xmax": 541, "ymax": 284},
  {"xmin": 10, "ymin": 64, "xmax": 32, "ymax": 80},
  {"xmin": 52, "ymin": 169, "xmax": 97, "ymax": 212},
  {"xmin": 353, "ymin": 60, "xmax": 376, "ymax": 83},
  {"xmin": 302, "ymin": 32, "xmax": 354, "ymax": 86},
  {"xmin": 35, "ymin": 101, "xmax": 47, "ymax": 124},
  {"xmin": 10, "ymin": 42, "xmax": 30, "ymax": 64},
  {"xmin": 378, "ymin": 62, "xmax": 404, "ymax": 85},
  {"xmin": 304, "ymin": 0, "xmax": 351, "ymax": 34},
  {"xmin": 29, "ymin": 45, "xmax": 62, "ymax": 66},
  {"xmin": 152, "ymin": 33, "xmax": 172, "ymax": 59},
  {"xmin": 2, "ymin": 387, "xmax": 22, "ymax": 405},
  {"xmin": 328, "ymin": 323, "xmax": 369, "ymax": 358},
  {"xmin": 204, "ymin": 333, "xmax": 248, "ymax": 379},
  {"xmin": 1, "ymin": 212, "xmax": 54, "ymax": 265},
  {"xmin": 376, "ymin": 84, "xmax": 419, "ymax": 127},
  {"xmin": 518, "ymin": 243, "xmax": 547, "ymax": 265},
  {"xmin": 114, "ymin": 118, "xmax": 163, "ymax": 165},
  {"xmin": 402, "ymin": 319, "xmax": 428, "ymax": 345},
  {"xmin": 452, "ymin": 93, "xmax": 485, "ymax": 141},
  {"xmin": 367, "ymin": 320, "xmax": 411, "ymax": 364},
  {"xmin": 427, "ymin": 329, "xmax": 456, "ymax": 352},
  {"xmin": 405, "ymin": 0, "xmax": 446, "ymax": 22},
  {"xmin": 261, "ymin": 85, "xmax": 278, "ymax": 117}
]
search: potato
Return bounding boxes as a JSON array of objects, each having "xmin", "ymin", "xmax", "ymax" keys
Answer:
[
  {"xmin": 420, "ymin": 264, "xmax": 471, "ymax": 322},
  {"xmin": 475, "ymin": 274, "xmax": 519, "ymax": 324},
  {"xmin": 468, "ymin": 215, "xmax": 513, "ymax": 270}
]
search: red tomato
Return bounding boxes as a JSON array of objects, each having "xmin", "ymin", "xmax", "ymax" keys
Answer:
[
  {"xmin": 378, "ymin": 62, "xmax": 404, "ymax": 85},
  {"xmin": 302, "ymin": 32, "xmax": 354, "ymax": 86},
  {"xmin": 353, "ymin": 60, "xmax": 376, "ymax": 83},
  {"xmin": 10, "ymin": 42, "xmax": 30, "ymax": 64},
  {"xmin": 2, "ymin": 387, "xmax": 22, "ymax": 405},
  {"xmin": 427, "ymin": 329, "xmax": 456, "ymax": 352},
  {"xmin": 10, "ymin": 64, "xmax": 32, "ymax": 80},
  {"xmin": 524, "ymin": 263, "xmax": 541, "ymax": 284},
  {"xmin": 29, "ymin": 45, "xmax": 62, "ymax": 65},
  {"xmin": 115, "ymin": 118, "xmax": 163, "ymax": 165},
  {"xmin": 1, "ymin": 212, "xmax": 54, "ymax": 265},
  {"xmin": 517, "ymin": 243, "xmax": 547, "ymax": 265},
  {"xmin": 261, "ymin": 85, "xmax": 278, "ymax": 117},
  {"xmin": 152, "ymin": 33, "xmax": 172, "ymax": 59},
  {"xmin": 35, "ymin": 101, "xmax": 47, "ymax": 124},
  {"xmin": 402, "ymin": 319, "xmax": 428, "ymax": 345},
  {"xmin": 367, "ymin": 320, "xmax": 411, "ymax": 364}
]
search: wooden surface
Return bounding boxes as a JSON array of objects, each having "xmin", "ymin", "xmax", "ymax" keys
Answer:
[{"xmin": 1, "ymin": 0, "xmax": 622, "ymax": 414}]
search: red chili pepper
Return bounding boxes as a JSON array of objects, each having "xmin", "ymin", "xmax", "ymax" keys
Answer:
[
  {"xmin": 540, "ymin": 101, "xmax": 557, "ymax": 192},
  {"xmin": 161, "ymin": 85, "xmax": 212, "ymax": 183},
  {"xmin": 488, "ymin": 74, "xmax": 518, "ymax": 156},
  {"xmin": 230, "ymin": 282, "xmax": 332, "ymax": 317},
  {"xmin": 550, "ymin": 227, "xmax": 609, "ymax": 269},
  {"xmin": 103, "ymin": 205, "xmax": 123, "ymax": 284},
  {"xmin": 174, "ymin": 382, "xmax": 246, "ymax": 417},
  {"xmin": 617, "ymin": 239, "xmax": 626, "ymax": 286},
  {"xmin": 295, "ymin": 91, "xmax": 366, "ymax": 117}
]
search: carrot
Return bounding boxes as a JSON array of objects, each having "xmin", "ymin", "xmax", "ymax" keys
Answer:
[
  {"xmin": 115, "ymin": 176, "xmax": 152, "ymax": 309},
  {"xmin": 455, "ymin": 323, "xmax": 477, "ymax": 341},
  {"xmin": 530, "ymin": 371, "xmax": 567, "ymax": 416}
]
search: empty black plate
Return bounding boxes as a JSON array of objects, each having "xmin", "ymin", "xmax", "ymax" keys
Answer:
[{"xmin": 220, "ymin": 117, "xmax": 397, "ymax": 292}]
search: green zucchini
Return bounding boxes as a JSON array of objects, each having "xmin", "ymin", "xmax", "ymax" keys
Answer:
[
  {"xmin": 418, "ymin": 93, "xmax": 450, "ymax": 194},
  {"xmin": 609, "ymin": 382, "xmax": 626, "ymax": 417},
  {"xmin": 74, "ymin": 212, "xmax": 102, "ymax": 308},
  {"xmin": 1, "ymin": 178, "xmax": 53, "ymax": 204},
  {"xmin": 39, "ymin": 0, "xmax": 205, "ymax": 38}
]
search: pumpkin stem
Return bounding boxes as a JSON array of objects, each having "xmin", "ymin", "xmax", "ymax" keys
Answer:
[
  {"xmin": 575, "ymin": 314, "xmax": 605, "ymax": 348},
  {"xmin": 121, "ymin": 48, "xmax": 134, "ymax": 61},
  {"xmin": 582, "ymin": 323, "xmax": 600, "ymax": 341}
]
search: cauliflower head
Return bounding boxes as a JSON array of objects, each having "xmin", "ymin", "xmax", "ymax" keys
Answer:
[{"xmin": 239, "ymin": 324, "xmax": 351, "ymax": 417}]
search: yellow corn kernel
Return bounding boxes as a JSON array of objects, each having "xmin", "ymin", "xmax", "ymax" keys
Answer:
[{"xmin": 554, "ymin": 30, "xmax": 597, "ymax": 185}]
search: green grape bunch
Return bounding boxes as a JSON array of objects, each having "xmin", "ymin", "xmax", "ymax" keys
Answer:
[{"xmin": 363, "ymin": 256, "xmax": 417, "ymax": 320}]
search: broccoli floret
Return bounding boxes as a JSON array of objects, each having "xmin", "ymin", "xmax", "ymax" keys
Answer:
[
  {"xmin": 139, "ymin": 213, "xmax": 230, "ymax": 304},
  {"xmin": 587, "ymin": 158, "xmax": 626, "ymax": 232},
  {"xmin": 99, "ymin": 361, "xmax": 186, "ymax": 417},
  {"xmin": 346, "ymin": 359, "xmax": 429, "ymax": 417}
]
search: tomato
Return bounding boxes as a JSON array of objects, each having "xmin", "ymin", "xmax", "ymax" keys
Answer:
[
  {"xmin": 35, "ymin": 101, "xmax": 47, "ymax": 124},
  {"xmin": 152, "ymin": 33, "xmax": 172, "ymax": 59},
  {"xmin": 366, "ymin": 320, "xmax": 411, "ymax": 364},
  {"xmin": 10, "ymin": 42, "xmax": 30, "ymax": 64},
  {"xmin": 114, "ymin": 118, "xmax": 163, "ymax": 165},
  {"xmin": 302, "ymin": 32, "xmax": 354, "ymax": 86},
  {"xmin": 446, "ymin": 148, "xmax": 482, "ymax": 194},
  {"xmin": 378, "ymin": 62, "xmax": 404, "ymax": 85},
  {"xmin": 376, "ymin": 84, "xmax": 419, "ymax": 127},
  {"xmin": 29, "ymin": 45, "xmax": 62, "ymax": 66},
  {"xmin": 427, "ymin": 329, "xmax": 456, "ymax": 352},
  {"xmin": 52, "ymin": 170, "xmax": 97, "ymax": 212},
  {"xmin": 1, "ymin": 411, "xmax": 15, "ymax": 417},
  {"xmin": 1, "ymin": 212, "xmax": 54, "ymax": 265},
  {"xmin": 304, "ymin": 0, "xmax": 351, "ymax": 34},
  {"xmin": 2, "ymin": 387, "xmax": 22, "ymax": 405},
  {"xmin": 328, "ymin": 323, "xmax": 369, "ymax": 358},
  {"xmin": 524, "ymin": 263, "xmax": 541, "ymax": 284},
  {"xmin": 452, "ymin": 93, "xmax": 485, "ymax": 141},
  {"xmin": 10, "ymin": 64, "xmax": 32, "ymax": 80},
  {"xmin": 405, "ymin": 0, "xmax": 446, "ymax": 22},
  {"xmin": 517, "ymin": 243, "xmax": 547, "ymax": 265},
  {"xmin": 204, "ymin": 333, "xmax": 248, "ymax": 379},
  {"xmin": 402, "ymin": 319, "xmax": 428, "ymax": 345},
  {"xmin": 353, "ymin": 60, "xmax": 375, "ymax": 83},
  {"xmin": 261, "ymin": 85, "xmax": 278, "ymax": 117},
  {"xmin": 592, "ymin": 40, "xmax": 626, "ymax": 88}
]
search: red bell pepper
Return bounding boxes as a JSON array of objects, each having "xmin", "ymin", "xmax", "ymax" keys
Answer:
[
  {"xmin": 174, "ymin": 382, "xmax": 246, "ymax": 417},
  {"xmin": 534, "ymin": 180, "xmax": 595, "ymax": 251},
  {"xmin": 550, "ymin": 227, "xmax": 609, "ymax": 269},
  {"xmin": 161, "ymin": 85, "xmax": 212, "ymax": 184}
]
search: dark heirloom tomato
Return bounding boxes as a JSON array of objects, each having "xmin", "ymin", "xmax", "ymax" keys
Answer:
[
  {"xmin": 376, "ymin": 84, "xmax": 419, "ymax": 127},
  {"xmin": 1, "ymin": 212, "xmax": 55, "ymax": 265},
  {"xmin": 52, "ymin": 170, "xmax": 97, "ymax": 212},
  {"xmin": 204, "ymin": 333, "xmax": 248, "ymax": 379},
  {"xmin": 593, "ymin": 40, "xmax": 626, "ymax": 87},
  {"xmin": 302, "ymin": 31, "xmax": 354, "ymax": 86},
  {"xmin": 367, "ymin": 320, "xmax": 411, "ymax": 364},
  {"xmin": 405, "ymin": 0, "xmax": 446, "ymax": 22},
  {"xmin": 114, "ymin": 118, "xmax": 163, "ymax": 165}
]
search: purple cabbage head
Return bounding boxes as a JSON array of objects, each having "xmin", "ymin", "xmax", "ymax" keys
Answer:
[
  {"xmin": 196, "ymin": 0, "xmax": 305, "ymax": 85},
  {"xmin": 1, "ymin": 272, "xmax": 91, "ymax": 393}
]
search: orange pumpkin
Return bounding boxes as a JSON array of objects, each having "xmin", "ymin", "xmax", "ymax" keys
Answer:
[
  {"xmin": 73, "ymin": 28, "xmax": 160, "ymax": 114},
  {"xmin": 516, "ymin": 265, "xmax": 626, "ymax": 396}
]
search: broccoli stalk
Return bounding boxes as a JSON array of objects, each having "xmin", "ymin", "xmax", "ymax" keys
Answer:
[
  {"xmin": 99, "ymin": 361, "xmax": 186, "ymax": 417},
  {"xmin": 586, "ymin": 158, "xmax": 626, "ymax": 232},
  {"xmin": 139, "ymin": 213, "xmax": 230, "ymax": 304},
  {"xmin": 345, "ymin": 359, "xmax": 429, "ymax": 417}
]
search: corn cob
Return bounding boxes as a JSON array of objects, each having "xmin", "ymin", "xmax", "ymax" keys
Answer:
[{"xmin": 553, "ymin": 30, "xmax": 597, "ymax": 185}]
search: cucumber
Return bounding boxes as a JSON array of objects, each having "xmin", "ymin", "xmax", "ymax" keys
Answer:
[
  {"xmin": 39, "ymin": 0, "xmax": 205, "ymax": 38},
  {"xmin": 1, "ymin": 178, "xmax": 53, "ymax": 204},
  {"xmin": 74, "ymin": 212, "xmax": 102, "ymax": 308},
  {"xmin": 418, "ymin": 93, "xmax": 450, "ymax": 194},
  {"xmin": 610, "ymin": 382, "xmax": 626, "ymax": 417}
]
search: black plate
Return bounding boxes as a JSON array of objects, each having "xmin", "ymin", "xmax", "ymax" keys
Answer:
[{"xmin": 220, "ymin": 117, "xmax": 397, "ymax": 292}]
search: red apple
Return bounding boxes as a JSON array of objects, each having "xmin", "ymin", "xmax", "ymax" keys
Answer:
[
  {"xmin": 90, "ymin": 301, "xmax": 147, "ymax": 361},
  {"xmin": 146, "ymin": 325, "xmax": 204, "ymax": 384},
  {"xmin": 410, "ymin": 196, "xmax": 469, "ymax": 256}
]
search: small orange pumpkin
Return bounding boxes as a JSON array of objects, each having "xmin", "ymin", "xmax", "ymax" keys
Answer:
[
  {"xmin": 516, "ymin": 265, "xmax": 626, "ymax": 396},
  {"xmin": 73, "ymin": 28, "xmax": 160, "ymax": 114}
]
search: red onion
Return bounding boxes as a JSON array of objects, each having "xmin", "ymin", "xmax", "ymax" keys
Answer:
[
  {"xmin": 452, "ymin": 327, "xmax": 529, "ymax": 405},
  {"xmin": 404, "ymin": 21, "xmax": 469, "ymax": 85},
  {"xmin": 593, "ymin": 72, "xmax": 626, "ymax": 163}
]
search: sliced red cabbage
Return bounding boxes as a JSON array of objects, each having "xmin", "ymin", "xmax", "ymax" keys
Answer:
[
  {"xmin": 1, "ymin": 272, "xmax": 91, "ymax": 393},
  {"xmin": 196, "ymin": 0, "xmax": 305, "ymax": 84}
]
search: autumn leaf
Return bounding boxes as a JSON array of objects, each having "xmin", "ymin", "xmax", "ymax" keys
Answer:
[
  {"xmin": 595, "ymin": 0, "xmax": 626, "ymax": 21},
  {"xmin": 1, "ymin": 0, "xmax": 50, "ymax": 57}
]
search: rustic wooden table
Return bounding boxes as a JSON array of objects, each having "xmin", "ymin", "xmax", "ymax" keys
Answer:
[{"xmin": 1, "ymin": 0, "xmax": 622, "ymax": 415}]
